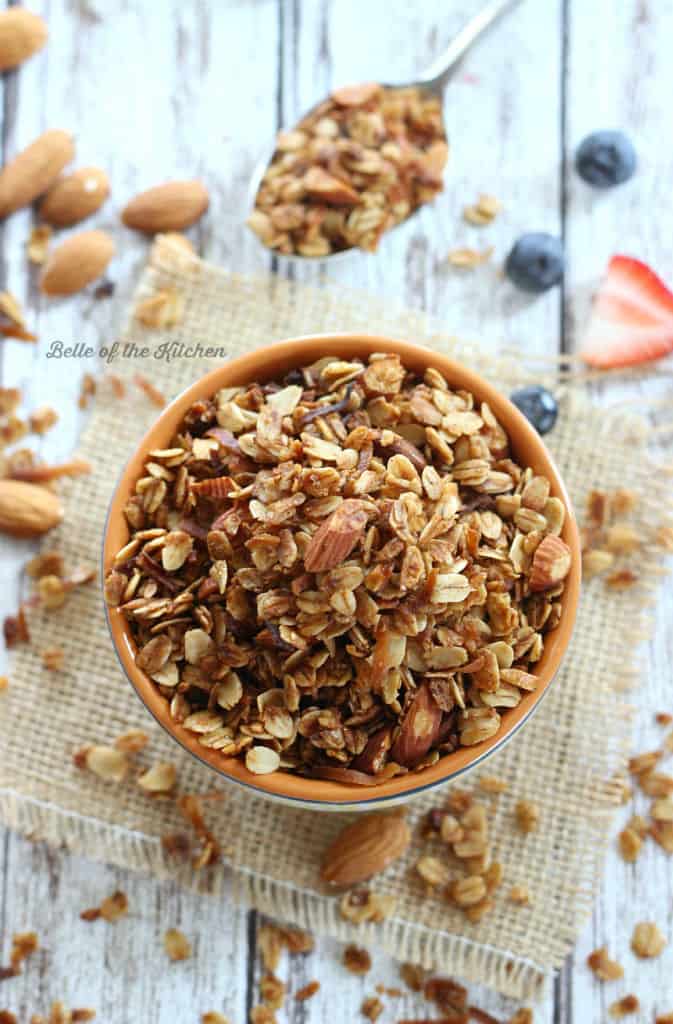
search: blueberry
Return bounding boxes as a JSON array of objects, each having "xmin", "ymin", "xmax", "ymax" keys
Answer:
[
  {"xmin": 505, "ymin": 233, "xmax": 565, "ymax": 294},
  {"xmin": 575, "ymin": 130, "xmax": 636, "ymax": 188},
  {"xmin": 510, "ymin": 385, "xmax": 558, "ymax": 435}
]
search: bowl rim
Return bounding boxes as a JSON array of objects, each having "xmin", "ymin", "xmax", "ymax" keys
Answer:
[{"xmin": 103, "ymin": 333, "xmax": 581, "ymax": 807}]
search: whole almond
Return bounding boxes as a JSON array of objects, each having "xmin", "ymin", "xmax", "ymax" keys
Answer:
[
  {"xmin": 0, "ymin": 9, "xmax": 48, "ymax": 72},
  {"xmin": 320, "ymin": 809, "xmax": 410, "ymax": 887},
  {"xmin": 0, "ymin": 479, "xmax": 63, "ymax": 537},
  {"xmin": 40, "ymin": 230, "xmax": 115, "ymax": 296},
  {"xmin": 0, "ymin": 130, "xmax": 74, "ymax": 218},
  {"xmin": 40, "ymin": 167, "xmax": 110, "ymax": 226},
  {"xmin": 389, "ymin": 681, "xmax": 442, "ymax": 767},
  {"xmin": 121, "ymin": 180, "xmax": 209, "ymax": 233}
]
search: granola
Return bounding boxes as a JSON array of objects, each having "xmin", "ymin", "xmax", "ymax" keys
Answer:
[
  {"xmin": 248, "ymin": 85, "xmax": 447, "ymax": 256},
  {"xmin": 106, "ymin": 353, "xmax": 571, "ymax": 784}
]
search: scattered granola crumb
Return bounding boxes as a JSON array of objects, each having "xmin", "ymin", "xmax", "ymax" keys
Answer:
[
  {"xmin": 509, "ymin": 885, "xmax": 530, "ymax": 905},
  {"xmin": 41, "ymin": 646, "xmax": 64, "ymax": 671},
  {"xmin": 137, "ymin": 762, "xmax": 177, "ymax": 794},
  {"xmin": 0, "ymin": 676, "xmax": 8, "ymax": 692},
  {"xmin": 655, "ymin": 526, "xmax": 673, "ymax": 551},
  {"xmin": 257, "ymin": 924, "xmax": 283, "ymax": 973},
  {"xmin": 10, "ymin": 931, "xmax": 39, "ymax": 970},
  {"xmin": 202, "ymin": 1014, "xmax": 230, "ymax": 1024},
  {"xmin": 277, "ymin": 925, "xmax": 314, "ymax": 955},
  {"xmin": 361, "ymin": 996, "xmax": 383, "ymax": 1022},
  {"xmin": 463, "ymin": 193, "xmax": 502, "ymax": 226},
  {"xmin": 27, "ymin": 225, "xmax": 52, "ymax": 264},
  {"xmin": 74, "ymin": 745, "xmax": 129, "ymax": 783},
  {"xmin": 655, "ymin": 1014, "xmax": 673, "ymax": 1024},
  {"xmin": 508, "ymin": 1011, "xmax": 533, "ymax": 1024},
  {"xmin": 608, "ymin": 994, "xmax": 640, "ymax": 1018},
  {"xmin": 605, "ymin": 568, "xmax": 639, "ymax": 590},
  {"xmin": 0, "ymin": 291, "xmax": 27, "ymax": 327},
  {"xmin": 582, "ymin": 548, "xmax": 615, "ymax": 578},
  {"xmin": 399, "ymin": 962, "xmax": 426, "ymax": 992},
  {"xmin": 78, "ymin": 373, "xmax": 97, "ymax": 410},
  {"xmin": 108, "ymin": 373, "xmax": 126, "ymax": 398},
  {"xmin": 447, "ymin": 245, "xmax": 493, "ymax": 268},
  {"xmin": 114, "ymin": 729, "xmax": 149, "ymax": 754},
  {"xmin": 71, "ymin": 1012, "xmax": 96, "ymax": 1022},
  {"xmin": 631, "ymin": 921, "xmax": 667, "ymax": 958},
  {"xmin": 618, "ymin": 827, "xmax": 643, "ymax": 862},
  {"xmin": 515, "ymin": 800, "xmax": 540, "ymax": 834},
  {"xmin": 424, "ymin": 976, "xmax": 468, "ymax": 1016},
  {"xmin": 164, "ymin": 928, "xmax": 192, "ymax": 962},
  {"xmin": 176, "ymin": 793, "xmax": 221, "ymax": 870},
  {"xmin": 3, "ymin": 606, "xmax": 30, "ymax": 648},
  {"xmin": 259, "ymin": 974, "xmax": 286, "ymax": 1011},
  {"xmin": 160, "ymin": 831, "xmax": 191, "ymax": 860},
  {"xmin": 343, "ymin": 944, "xmax": 372, "ymax": 975},
  {"xmin": 134, "ymin": 373, "xmax": 166, "ymax": 408},
  {"xmin": 29, "ymin": 405, "xmax": 59, "ymax": 435},
  {"xmin": 0, "ymin": 1011, "xmax": 17, "ymax": 1024},
  {"xmin": 135, "ymin": 287, "xmax": 184, "ymax": 329},
  {"xmin": 25, "ymin": 551, "xmax": 65, "ymax": 578},
  {"xmin": 11, "ymin": 456, "xmax": 91, "ymax": 483},
  {"xmin": 628, "ymin": 750, "xmax": 661, "ymax": 775},
  {"xmin": 586, "ymin": 946, "xmax": 624, "ymax": 981},
  {"xmin": 294, "ymin": 981, "xmax": 320, "ymax": 1002},
  {"xmin": 477, "ymin": 775, "xmax": 508, "ymax": 795},
  {"xmin": 656, "ymin": 712, "xmax": 673, "ymax": 726},
  {"xmin": 250, "ymin": 1008, "xmax": 276, "ymax": 1024},
  {"xmin": 339, "ymin": 889, "xmax": 396, "ymax": 924},
  {"xmin": 100, "ymin": 890, "xmax": 129, "ymax": 922},
  {"xmin": 374, "ymin": 985, "xmax": 401, "ymax": 997}
]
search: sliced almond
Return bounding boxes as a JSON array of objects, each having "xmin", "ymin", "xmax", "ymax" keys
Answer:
[{"xmin": 303, "ymin": 166, "xmax": 360, "ymax": 206}]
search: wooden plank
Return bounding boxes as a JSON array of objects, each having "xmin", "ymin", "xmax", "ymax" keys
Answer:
[
  {"xmin": 564, "ymin": 0, "xmax": 673, "ymax": 1020},
  {"xmin": 0, "ymin": 0, "xmax": 280, "ymax": 1019}
]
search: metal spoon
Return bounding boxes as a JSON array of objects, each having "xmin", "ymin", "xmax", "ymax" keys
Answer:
[{"xmin": 248, "ymin": 0, "xmax": 523, "ymax": 261}]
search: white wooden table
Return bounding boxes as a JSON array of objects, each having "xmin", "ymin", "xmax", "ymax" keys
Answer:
[{"xmin": 1, "ymin": 1, "xmax": 672, "ymax": 1021}]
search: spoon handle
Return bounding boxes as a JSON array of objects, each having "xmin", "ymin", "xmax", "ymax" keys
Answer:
[{"xmin": 418, "ymin": 0, "xmax": 523, "ymax": 90}]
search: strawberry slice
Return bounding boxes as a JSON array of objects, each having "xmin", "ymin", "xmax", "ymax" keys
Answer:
[{"xmin": 581, "ymin": 255, "xmax": 673, "ymax": 368}]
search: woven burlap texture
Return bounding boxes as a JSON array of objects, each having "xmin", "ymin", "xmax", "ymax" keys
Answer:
[{"xmin": 0, "ymin": 236, "xmax": 666, "ymax": 1001}]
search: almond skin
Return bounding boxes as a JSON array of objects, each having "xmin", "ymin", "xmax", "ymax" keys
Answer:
[
  {"xmin": 389, "ymin": 682, "xmax": 442, "ymax": 767},
  {"xmin": 0, "ymin": 479, "xmax": 63, "ymax": 538},
  {"xmin": 40, "ymin": 167, "xmax": 110, "ymax": 226},
  {"xmin": 529, "ymin": 534, "xmax": 572, "ymax": 592},
  {"xmin": 40, "ymin": 230, "xmax": 115, "ymax": 296},
  {"xmin": 121, "ymin": 180, "xmax": 209, "ymax": 233},
  {"xmin": 0, "ymin": 9, "xmax": 48, "ymax": 72},
  {"xmin": 304, "ymin": 499, "xmax": 372, "ymax": 572},
  {"xmin": 320, "ymin": 809, "xmax": 410, "ymax": 887},
  {"xmin": 0, "ymin": 130, "xmax": 74, "ymax": 218}
]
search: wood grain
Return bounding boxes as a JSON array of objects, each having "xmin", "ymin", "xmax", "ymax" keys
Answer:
[{"xmin": 1, "ymin": 0, "xmax": 671, "ymax": 1021}]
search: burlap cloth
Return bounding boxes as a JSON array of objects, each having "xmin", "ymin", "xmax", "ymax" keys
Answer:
[{"xmin": 1, "ymin": 236, "xmax": 670, "ymax": 1000}]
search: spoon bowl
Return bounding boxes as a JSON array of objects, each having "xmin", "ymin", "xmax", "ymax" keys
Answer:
[{"xmin": 247, "ymin": 0, "xmax": 522, "ymax": 262}]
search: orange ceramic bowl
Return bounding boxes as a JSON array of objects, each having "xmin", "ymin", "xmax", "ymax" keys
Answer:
[{"xmin": 103, "ymin": 335, "xmax": 581, "ymax": 810}]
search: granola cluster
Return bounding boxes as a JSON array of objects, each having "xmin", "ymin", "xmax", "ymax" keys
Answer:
[
  {"xmin": 105, "ymin": 352, "xmax": 572, "ymax": 785},
  {"xmin": 247, "ymin": 82, "xmax": 447, "ymax": 256}
]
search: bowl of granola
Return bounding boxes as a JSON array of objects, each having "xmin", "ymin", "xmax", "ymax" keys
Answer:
[{"xmin": 103, "ymin": 336, "xmax": 581, "ymax": 810}]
